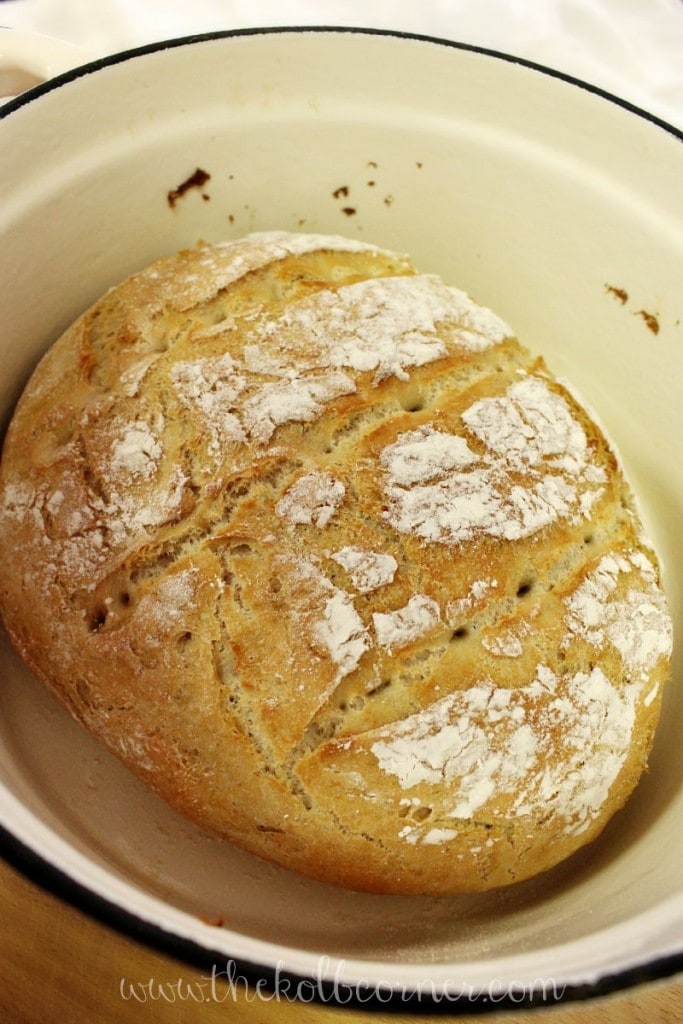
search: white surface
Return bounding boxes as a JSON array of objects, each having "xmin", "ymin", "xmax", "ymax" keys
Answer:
[
  {"xmin": 0, "ymin": 0, "xmax": 682, "ymax": 129},
  {"xmin": 0, "ymin": 28, "xmax": 682, "ymax": 997}
]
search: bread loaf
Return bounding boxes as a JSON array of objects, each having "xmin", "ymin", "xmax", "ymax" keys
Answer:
[{"xmin": 0, "ymin": 231, "xmax": 672, "ymax": 894}]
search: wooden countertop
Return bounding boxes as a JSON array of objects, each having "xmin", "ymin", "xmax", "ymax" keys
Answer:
[{"xmin": 1, "ymin": 856, "xmax": 681, "ymax": 1024}]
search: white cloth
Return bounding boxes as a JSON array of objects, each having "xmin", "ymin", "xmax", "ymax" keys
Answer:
[{"xmin": 1, "ymin": 0, "xmax": 682, "ymax": 129}]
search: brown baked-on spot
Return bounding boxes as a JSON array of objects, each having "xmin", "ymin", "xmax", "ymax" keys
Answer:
[
  {"xmin": 199, "ymin": 915, "xmax": 225, "ymax": 927},
  {"xmin": 605, "ymin": 284, "xmax": 629, "ymax": 305},
  {"xmin": 605, "ymin": 285, "xmax": 660, "ymax": 335},
  {"xmin": 333, "ymin": 186, "xmax": 350, "ymax": 199},
  {"xmin": 341, "ymin": 207, "xmax": 357, "ymax": 217},
  {"xmin": 635, "ymin": 309, "xmax": 660, "ymax": 335},
  {"xmin": 167, "ymin": 168, "xmax": 211, "ymax": 209}
]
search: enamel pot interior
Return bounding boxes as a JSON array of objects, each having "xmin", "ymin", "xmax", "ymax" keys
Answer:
[{"xmin": 0, "ymin": 28, "xmax": 682, "ymax": 1008}]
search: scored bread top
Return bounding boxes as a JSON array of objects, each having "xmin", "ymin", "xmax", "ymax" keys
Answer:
[{"xmin": 0, "ymin": 231, "xmax": 672, "ymax": 894}]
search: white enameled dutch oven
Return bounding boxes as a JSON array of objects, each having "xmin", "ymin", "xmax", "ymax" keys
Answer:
[{"xmin": 0, "ymin": 25, "xmax": 682, "ymax": 1014}]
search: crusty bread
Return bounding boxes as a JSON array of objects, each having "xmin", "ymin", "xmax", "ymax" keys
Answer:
[{"xmin": 0, "ymin": 231, "xmax": 672, "ymax": 894}]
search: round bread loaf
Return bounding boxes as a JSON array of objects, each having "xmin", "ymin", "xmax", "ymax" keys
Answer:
[{"xmin": 0, "ymin": 231, "xmax": 672, "ymax": 894}]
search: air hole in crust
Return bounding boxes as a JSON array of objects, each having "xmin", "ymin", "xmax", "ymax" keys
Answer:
[
  {"xmin": 399, "ymin": 387, "xmax": 425, "ymax": 413},
  {"xmin": 451, "ymin": 627, "xmax": 469, "ymax": 641},
  {"xmin": 76, "ymin": 680, "xmax": 93, "ymax": 708},
  {"xmin": 584, "ymin": 533, "xmax": 594, "ymax": 545},
  {"xmin": 119, "ymin": 591, "xmax": 131, "ymax": 606},
  {"xmin": 178, "ymin": 631, "xmax": 193, "ymax": 645},
  {"xmin": 516, "ymin": 580, "xmax": 534, "ymax": 598},
  {"xmin": 89, "ymin": 608, "xmax": 107, "ymax": 632}
]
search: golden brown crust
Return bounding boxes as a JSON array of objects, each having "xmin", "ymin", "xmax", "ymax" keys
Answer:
[{"xmin": 0, "ymin": 231, "xmax": 672, "ymax": 894}]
